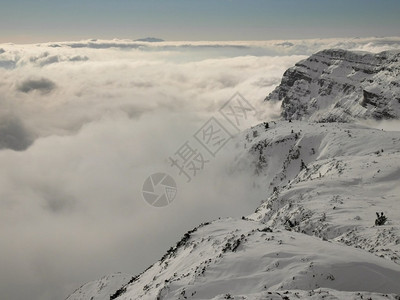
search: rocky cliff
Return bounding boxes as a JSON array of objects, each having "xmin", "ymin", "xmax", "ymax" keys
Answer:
[{"xmin": 266, "ymin": 49, "xmax": 400, "ymax": 122}]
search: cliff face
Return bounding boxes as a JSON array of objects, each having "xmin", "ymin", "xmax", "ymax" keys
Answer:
[{"xmin": 266, "ymin": 49, "xmax": 400, "ymax": 122}]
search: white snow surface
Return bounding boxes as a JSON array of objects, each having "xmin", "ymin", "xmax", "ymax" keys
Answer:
[
  {"xmin": 114, "ymin": 218, "xmax": 400, "ymax": 300},
  {"xmin": 244, "ymin": 121, "xmax": 400, "ymax": 264}
]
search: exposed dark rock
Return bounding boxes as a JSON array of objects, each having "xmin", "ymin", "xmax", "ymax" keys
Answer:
[{"xmin": 266, "ymin": 49, "xmax": 400, "ymax": 122}]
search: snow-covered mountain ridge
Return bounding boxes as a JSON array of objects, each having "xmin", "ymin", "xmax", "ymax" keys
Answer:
[
  {"xmin": 266, "ymin": 49, "xmax": 400, "ymax": 122},
  {"xmin": 241, "ymin": 121, "xmax": 400, "ymax": 264},
  {"xmin": 66, "ymin": 50, "xmax": 400, "ymax": 300},
  {"xmin": 67, "ymin": 121, "xmax": 400, "ymax": 300}
]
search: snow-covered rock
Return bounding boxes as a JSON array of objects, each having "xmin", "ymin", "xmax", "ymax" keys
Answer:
[
  {"xmin": 241, "ymin": 121, "xmax": 400, "ymax": 264},
  {"xmin": 266, "ymin": 49, "xmax": 400, "ymax": 122}
]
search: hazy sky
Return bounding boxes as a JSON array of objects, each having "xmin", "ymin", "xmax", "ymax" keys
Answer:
[{"xmin": 1, "ymin": 0, "xmax": 400, "ymax": 43}]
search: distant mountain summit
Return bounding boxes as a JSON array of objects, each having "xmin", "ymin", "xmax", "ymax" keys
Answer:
[
  {"xmin": 134, "ymin": 37, "xmax": 164, "ymax": 42},
  {"xmin": 266, "ymin": 49, "xmax": 400, "ymax": 122}
]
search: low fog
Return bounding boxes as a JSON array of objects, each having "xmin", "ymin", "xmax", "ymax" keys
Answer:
[{"xmin": 1, "ymin": 37, "xmax": 400, "ymax": 300}]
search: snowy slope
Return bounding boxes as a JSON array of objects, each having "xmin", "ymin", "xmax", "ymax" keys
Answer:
[
  {"xmin": 241, "ymin": 121, "xmax": 400, "ymax": 264},
  {"xmin": 266, "ymin": 49, "xmax": 400, "ymax": 122},
  {"xmin": 65, "ymin": 273, "xmax": 132, "ymax": 300},
  {"xmin": 108, "ymin": 218, "xmax": 400, "ymax": 300}
]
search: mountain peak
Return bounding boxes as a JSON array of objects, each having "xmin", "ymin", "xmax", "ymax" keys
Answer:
[
  {"xmin": 134, "ymin": 37, "xmax": 164, "ymax": 42},
  {"xmin": 266, "ymin": 49, "xmax": 400, "ymax": 122}
]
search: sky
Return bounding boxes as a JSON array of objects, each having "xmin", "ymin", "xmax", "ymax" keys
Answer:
[{"xmin": 1, "ymin": 0, "xmax": 400, "ymax": 43}]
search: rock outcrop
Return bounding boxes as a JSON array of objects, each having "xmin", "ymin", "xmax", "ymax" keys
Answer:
[{"xmin": 266, "ymin": 49, "xmax": 400, "ymax": 122}]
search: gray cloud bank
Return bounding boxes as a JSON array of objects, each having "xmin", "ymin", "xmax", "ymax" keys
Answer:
[
  {"xmin": 17, "ymin": 78, "xmax": 56, "ymax": 94},
  {"xmin": 0, "ymin": 37, "xmax": 400, "ymax": 300},
  {"xmin": 0, "ymin": 114, "xmax": 34, "ymax": 150}
]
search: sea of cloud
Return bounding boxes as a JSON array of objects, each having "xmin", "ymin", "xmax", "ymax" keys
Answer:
[{"xmin": 1, "ymin": 36, "xmax": 400, "ymax": 300}]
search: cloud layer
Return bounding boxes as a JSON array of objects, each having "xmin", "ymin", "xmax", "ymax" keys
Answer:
[{"xmin": 1, "ymin": 37, "xmax": 400, "ymax": 300}]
